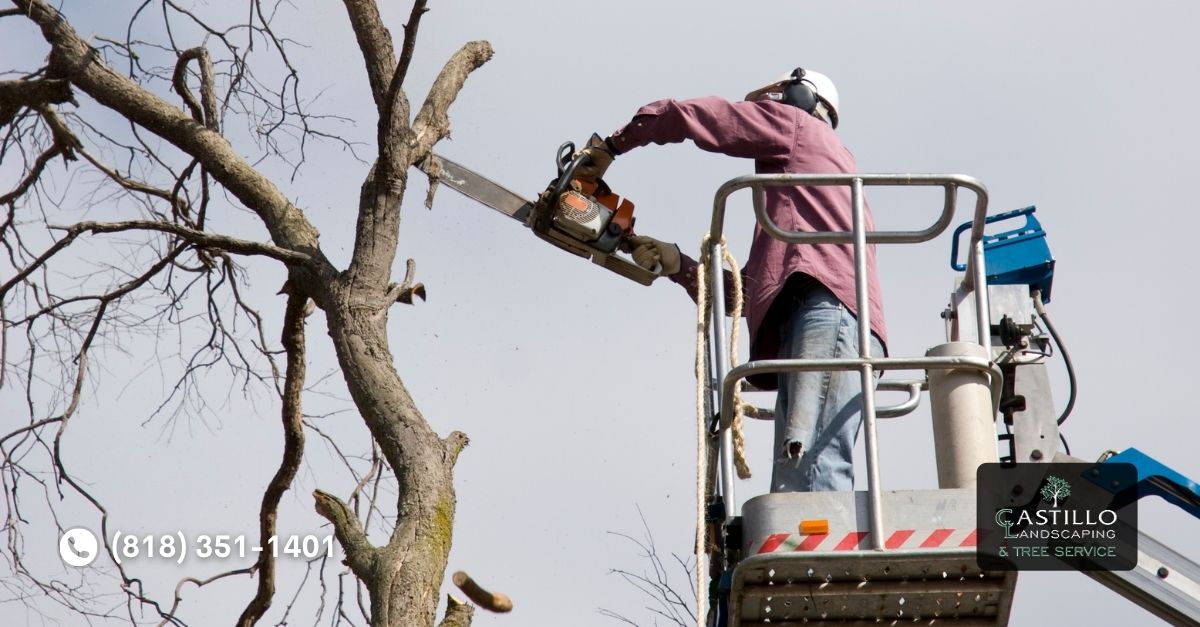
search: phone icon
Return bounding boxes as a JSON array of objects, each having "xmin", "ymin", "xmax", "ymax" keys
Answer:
[{"xmin": 59, "ymin": 528, "xmax": 98, "ymax": 567}]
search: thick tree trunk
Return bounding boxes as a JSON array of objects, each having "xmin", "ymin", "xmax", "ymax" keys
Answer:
[{"xmin": 323, "ymin": 286, "xmax": 460, "ymax": 626}]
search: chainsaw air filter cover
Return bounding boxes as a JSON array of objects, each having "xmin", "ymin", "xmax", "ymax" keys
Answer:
[{"xmin": 555, "ymin": 190, "xmax": 612, "ymax": 243}]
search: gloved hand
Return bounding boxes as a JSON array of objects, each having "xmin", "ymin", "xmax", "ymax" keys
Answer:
[
  {"xmin": 626, "ymin": 234, "xmax": 681, "ymax": 276},
  {"xmin": 571, "ymin": 134, "xmax": 615, "ymax": 182}
]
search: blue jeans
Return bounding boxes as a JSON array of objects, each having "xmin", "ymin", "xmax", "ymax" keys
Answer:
[{"xmin": 771, "ymin": 284, "xmax": 884, "ymax": 493}]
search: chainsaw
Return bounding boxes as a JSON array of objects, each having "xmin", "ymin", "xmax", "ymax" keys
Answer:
[{"xmin": 422, "ymin": 137, "xmax": 661, "ymax": 286}]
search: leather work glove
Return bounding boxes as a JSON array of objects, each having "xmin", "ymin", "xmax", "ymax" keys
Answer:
[
  {"xmin": 572, "ymin": 134, "xmax": 615, "ymax": 182},
  {"xmin": 626, "ymin": 234, "xmax": 681, "ymax": 276}
]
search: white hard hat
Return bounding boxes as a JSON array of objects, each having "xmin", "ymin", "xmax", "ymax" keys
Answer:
[{"xmin": 745, "ymin": 68, "xmax": 840, "ymax": 128}]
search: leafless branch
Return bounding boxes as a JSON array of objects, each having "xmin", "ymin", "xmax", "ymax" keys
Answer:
[
  {"xmin": 38, "ymin": 257, "xmax": 199, "ymax": 622},
  {"xmin": 35, "ymin": 105, "xmax": 80, "ymax": 156},
  {"xmin": 164, "ymin": 566, "xmax": 257, "ymax": 624},
  {"xmin": 394, "ymin": 1, "xmax": 428, "ymax": 92},
  {"xmin": 0, "ymin": 229, "xmax": 82, "ymax": 301},
  {"xmin": 600, "ymin": 508, "xmax": 697, "ymax": 627},
  {"xmin": 313, "ymin": 489, "xmax": 375, "ymax": 579},
  {"xmin": 76, "ymin": 146, "xmax": 178, "ymax": 205},
  {"xmin": 172, "ymin": 46, "xmax": 219, "ymax": 132},
  {"xmin": 378, "ymin": 0, "xmax": 427, "ymax": 138},
  {"xmin": 409, "ymin": 41, "xmax": 493, "ymax": 163},
  {"xmin": 236, "ymin": 290, "xmax": 309, "ymax": 626},
  {"xmin": 0, "ymin": 77, "xmax": 74, "ymax": 126},
  {"xmin": 0, "ymin": 106, "xmax": 80, "ymax": 205},
  {"xmin": 14, "ymin": 0, "xmax": 324, "ymax": 254},
  {"xmin": 272, "ymin": 553, "xmax": 329, "ymax": 626},
  {"xmin": 50, "ymin": 220, "xmax": 313, "ymax": 266},
  {"xmin": 340, "ymin": 0, "xmax": 396, "ymax": 110}
]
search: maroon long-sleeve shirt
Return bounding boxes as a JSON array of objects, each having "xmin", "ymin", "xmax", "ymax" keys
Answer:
[{"xmin": 608, "ymin": 97, "xmax": 887, "ymax": 383}]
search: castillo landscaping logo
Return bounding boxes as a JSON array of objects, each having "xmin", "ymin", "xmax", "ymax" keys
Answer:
[
  {"xmin": 1040, "ymin": 475, "xmax": 1071, "ymax": 507},
  {"xmin": 978, "ymin": 463, "xmax": 1137, "ymax": 571}
]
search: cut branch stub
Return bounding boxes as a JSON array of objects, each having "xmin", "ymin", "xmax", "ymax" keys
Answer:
[
  {"xmin": 313, "ymin": 489, "xmax": 376, "ymax": 579},
  {"xmin": 438, "ymin": 594, "xmax": 475, "ymax": 627},
  {"xmin": 0, "ymin": 77, "xmax": 74, "ymax": 126},
  {"xmin": 396, "ymin": 283, "xmax": 425, "ymax": 305},
  {"xmin": 390, "ymin": 258, "xmax": 426, "ymax": 305}
]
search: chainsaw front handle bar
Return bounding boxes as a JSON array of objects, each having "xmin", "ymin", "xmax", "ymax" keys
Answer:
[{"xmin": 534, "ymin": 142, "xmax": 585, "ymax": 232}]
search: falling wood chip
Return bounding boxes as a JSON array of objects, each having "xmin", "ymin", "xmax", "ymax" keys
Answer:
[
  {"xmin": 452, "ymin": 570, "xmax": 512, "ymax": 613},
  {"xmin": 424, "ymin": 156, "xmax": 443, "ymax": 210}
]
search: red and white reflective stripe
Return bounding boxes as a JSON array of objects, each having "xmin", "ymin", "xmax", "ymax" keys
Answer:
[{"xmin": 755, "ymin": 528, "xmax": 979, "ymax": 554}]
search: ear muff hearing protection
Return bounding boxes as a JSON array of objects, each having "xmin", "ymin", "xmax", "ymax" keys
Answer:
[{"xmin": 782, "ymin": 68, "xmax": 819, "ymax": 114}]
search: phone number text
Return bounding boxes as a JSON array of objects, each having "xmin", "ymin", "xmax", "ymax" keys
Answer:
[{"xmin": 111, "ymin": 532, "xmax": 333, "ymax": 565}]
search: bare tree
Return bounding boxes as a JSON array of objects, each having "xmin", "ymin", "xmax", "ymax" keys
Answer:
[
  {"xmin": 600, "ymin": 509, "xmax": 697, "ymax": 627},
  {"xmin": 1, "ymin": 1, "xmax": 491, "ymax": 625}
]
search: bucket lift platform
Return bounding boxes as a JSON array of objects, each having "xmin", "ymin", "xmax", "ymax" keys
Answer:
[
  {"xmin": 702, "ymin": 174, "xmax": 1013, "ymax": 627},
  {"xmin": 702, "ymin": 175, "xmax": 1200, "ymax": 627},
  {"xmin": 731, "ymin": 490, "xmax": 1015, "ymax": 625}
]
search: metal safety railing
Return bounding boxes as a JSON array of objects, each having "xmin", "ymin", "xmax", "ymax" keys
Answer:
[{"xmin": 705, "ymin": 173, "xmax": 997, "ymax": 551}]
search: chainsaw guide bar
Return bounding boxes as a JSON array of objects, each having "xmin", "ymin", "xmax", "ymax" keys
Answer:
[{"xmin": 422, "ymin": 149, "xmax": 660, "ymax": 286}]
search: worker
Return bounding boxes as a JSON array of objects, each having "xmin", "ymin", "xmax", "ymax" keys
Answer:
[{"xmin": 578, "ymin": 69, "xmax": 887, "ymax": 492}]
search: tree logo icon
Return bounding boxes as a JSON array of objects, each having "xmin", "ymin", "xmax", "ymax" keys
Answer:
[{"xmin": 1040, "ymin": 475, "xmax": 1072, "ymax": 507}]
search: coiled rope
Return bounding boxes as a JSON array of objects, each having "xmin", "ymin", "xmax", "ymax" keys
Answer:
[{"xmin": 693, "ymin": 233, "xmax": 752, "ymax": 625}]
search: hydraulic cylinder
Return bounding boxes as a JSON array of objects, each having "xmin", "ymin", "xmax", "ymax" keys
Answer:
[{"xmin": 926, "ymin": 341, "xmax": 998, "ymax": 488}]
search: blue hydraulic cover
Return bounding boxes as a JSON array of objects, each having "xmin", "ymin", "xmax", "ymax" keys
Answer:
[
  {"xmin": 950, "ymin": 206, "xmax": 1055, "ymax": 302},
  {"xmin": 1087, "ymin": 448, "xmax": 1200, "ymax": 521}
]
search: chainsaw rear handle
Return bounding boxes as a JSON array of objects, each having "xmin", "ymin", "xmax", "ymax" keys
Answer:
[
  {"xmin": 599, "ymin": 253, "xmax": 660, "ymax": 286},
  {"xmin": 534, "ymin": 227, "xmax": 659, "ymax": 286}
]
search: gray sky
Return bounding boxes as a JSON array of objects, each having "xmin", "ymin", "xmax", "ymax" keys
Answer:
[{"xmin": 3, "ymin": 1, "xmax": 1200, "ymax": 625}]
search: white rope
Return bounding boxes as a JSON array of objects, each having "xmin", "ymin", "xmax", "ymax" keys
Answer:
[
  {"xmin": 721, "ymin": 241, "xmax": 751, "ymax": 481},
  {"xmin": 695, "ymin": 235, "xmax": 751, "ymax": 481},
  {"xmin": 693, "ymin": 233, "xmax": 751, "ymax": 626},
  {"xmin": 693, "ymin": 241, "xmax": 709, "ymax": 626}
]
